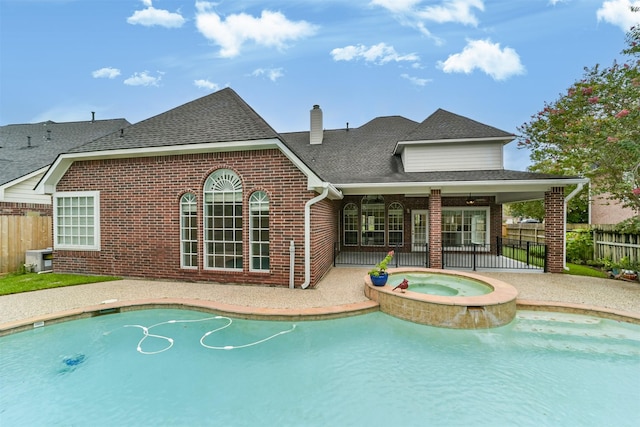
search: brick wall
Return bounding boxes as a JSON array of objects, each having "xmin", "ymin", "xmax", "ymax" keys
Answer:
[
  {"xmin": 544, "ymin": 186, "xmax": 565, "ymax": 273},
  {"xmin": 429, "ymin": 189, "xmax": 442, "ymax": 268},
  {"xmin": 53, "ymin": 149, "xmax": 330, "ymax": 287},
  {"xmin": 0, "ymin": 202, "xmax": 52, "ymax": 216}
]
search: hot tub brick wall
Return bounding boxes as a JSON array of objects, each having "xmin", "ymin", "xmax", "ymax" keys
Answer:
[{"xmin": 53, "ymin": 150, "xmax": 326, "ymax": 287}]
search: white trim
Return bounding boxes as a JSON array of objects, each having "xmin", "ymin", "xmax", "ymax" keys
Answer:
[
  {"xmin": 393, "ymin": 136, "xmax": 513, "ymax": 154},
  {"xmin": 53, "ymin": 191, "xmax": 101, "ymax": 251},
  {"xmin": 0, "ymin": 167, "xmax": 50, "ymax": 201}
]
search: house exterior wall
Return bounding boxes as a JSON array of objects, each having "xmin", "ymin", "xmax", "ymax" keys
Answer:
[
  {"xmin": 2, "ymin": 173, "xmax": 51, "ymax": 205},
  {"xmin": 52, "ymin": 149, "xmax": 328, "ymax": 287},
  {"xmin": 591, "ymin": 193, "xmax": 638, "ymax": 225},
  {"xmin": 402, "ymin": 142, "xmax": 503, "ymax": 172},
  {"xmin": 0, "ymin": 202, "xmax": 52, "ymax": 216}
]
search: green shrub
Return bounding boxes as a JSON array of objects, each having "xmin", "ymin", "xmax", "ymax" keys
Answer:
[{"xmin": 566, "ymin": 229, "xmax": 593, "ymax": 264}]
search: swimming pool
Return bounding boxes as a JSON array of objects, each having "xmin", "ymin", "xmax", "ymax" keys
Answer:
[{"xmin": 1, "ymin": 309, "xmax": 639, "ymax": 426}]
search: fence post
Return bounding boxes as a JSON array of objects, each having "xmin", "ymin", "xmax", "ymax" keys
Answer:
[
  {"xmin": 472, "ymin": 244, "xmax": 477, "ymax": 271},
  {"xmin": 394, "ymin": 243, "xmax": 399, "ymax": 268},
  {"xmin": 526, "ymin": 241, "xmax": 530, "ymax": 266}
]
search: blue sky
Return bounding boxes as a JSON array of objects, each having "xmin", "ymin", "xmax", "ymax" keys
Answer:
[{"xmin": 1, "ymin": 0, "xmax": 638, "ymax": 170}]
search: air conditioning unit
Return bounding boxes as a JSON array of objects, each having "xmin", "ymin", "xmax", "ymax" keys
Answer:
[{"xmin": 25, "ymin": 248, "xmax": 53, "ymax": 272}]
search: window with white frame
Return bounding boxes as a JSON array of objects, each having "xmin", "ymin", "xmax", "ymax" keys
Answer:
[
  {"xmin": 249, "ymin": 191, "xmax": 269, "ymax": 272},
  {"xmin": 180, "ymin": 192, "xmax": 198, "ymax": 269},
  {"xmin": 203, "ymin": 169, "xmax": 243, "ymax": 270},
  {"xmin": 361, "ymin": 195, "xmax": 385, "ymax": 246},
  {"xmin": 441, "ymin": 208, "xmax": 489, "ymax": 247},
  {"xmin": 53, "ymin": 191, "xmax": 100, "ymax": 250},
  {"xmin": 388, "ymin": 202, "xmax": 404, "ymax": 246},
  {"xmin": 343, "ymin": 203, "xmax": 358, "ymax": 246}
]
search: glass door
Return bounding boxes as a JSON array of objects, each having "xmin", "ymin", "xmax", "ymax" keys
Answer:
[{"xmin": 411, "ymin": 210, "xmax": 429, "ymax": 252}]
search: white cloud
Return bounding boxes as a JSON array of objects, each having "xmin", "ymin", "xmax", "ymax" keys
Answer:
[
  {"xmin": 92, "ymin": 67, "xmax": 121, "ymax": 79},
  {"xmin": 195, "ymin": 1, "xmax": 318, "ymax": 58},
  {"xmin": 124, "ymin": 71, "xmax": 163, "ymax": 86},
  {"xmin": 597, "ymin": 0, "xmax": 640, "ymax": 32},
  {"xmin": 331, "ymin": 43, "xmax": 419, "ymax": 64},
  {"xmin": 194, "ymin": 79, "xmax": 219, "ymax": 90},
  {"xmin": 251, "ymin": 68, "xmax": 284, "ymax": 82},
  {"xmin": 127, "ymin": 0, "xmax": 185, "ymax": 28},
  {"xmin": 437, "ymin": 39, "xmax": 525, "ymax": 81},
  {"xmin": 401, "ymin": 73, "xmax": 432, "ymax": 86},
  {"xmin": 371, "ymin": 0, "xmax": 484, "ymax": 41}
]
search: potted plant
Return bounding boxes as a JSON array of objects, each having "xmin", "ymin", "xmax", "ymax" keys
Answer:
[{"xmin": 369, "ymin": 250, "xmax": 394, "ymax": 286}]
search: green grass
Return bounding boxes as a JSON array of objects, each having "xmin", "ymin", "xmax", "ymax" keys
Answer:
[
  {"xmin": 500, "ymin": 246, "xmax": 545, "ymax": 268},
  {"xmin": 0, "ymin": 273, "xmax": 121, "ymax": 296},
  {"xmin": 563, "ymin": 263, "xmax": 609, "ymax": 278}
]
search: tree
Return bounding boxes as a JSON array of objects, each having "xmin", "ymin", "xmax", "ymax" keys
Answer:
[
  {"xmin": 507, "ymin": 185, "xmax": 589, "ymax": 224},
  {"xmin": 518, "ymin": 13, "xmax": 640, "ymax": 213}
]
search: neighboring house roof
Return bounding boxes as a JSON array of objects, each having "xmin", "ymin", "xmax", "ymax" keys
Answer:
[
  {"xmin": 69, "ymin": 88, "xmax": 279, "ymax": 153},
  {"xmin": 0, "ymin": 118, "xmax": 130, "ymax": 186},
  {"xmin": 401, "ymin": 108, "xmax": 514, "ymax": 142}
]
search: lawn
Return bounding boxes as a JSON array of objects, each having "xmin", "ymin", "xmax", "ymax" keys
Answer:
[{"xmin": 0, "ymin": 273, "xmax": 121, "ymax": 296}]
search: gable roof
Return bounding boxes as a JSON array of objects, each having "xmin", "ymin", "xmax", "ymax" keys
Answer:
[
  {"xmin": 0, "ymin": 118, "xmax": 130, "ymax": 185},
  {"xmin": 69, "ymin": 88, "xmax": 280, "ymax": 153},
  {"xmin": 401, "ymin": 108, "xmax": 514, "ymax": 142}
]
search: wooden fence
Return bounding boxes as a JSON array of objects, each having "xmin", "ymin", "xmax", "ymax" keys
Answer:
[
  {"xmin": 0, "ymin": 216, "xmax": 52, "ymax": 274},
  {"xmin": 593, "ymin": 225, "xmax": 640, "ymax": 264},
  {"xmin": 503, "ymin": 223, "xmax": 639, "ymax": 264}
]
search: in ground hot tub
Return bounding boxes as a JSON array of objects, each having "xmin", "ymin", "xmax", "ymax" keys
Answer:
[{"xmin": 364, "ymin": 268, "xmax": 518, "ymax": 329}]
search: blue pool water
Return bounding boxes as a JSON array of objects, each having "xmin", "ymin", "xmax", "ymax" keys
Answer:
[
  {"xmin": 1, "ymin": 309, "xmax": 639, "ymax": 426},
  {"xmin": 388, "ymin": 272, "xmax": 492, "ymax": 296}
]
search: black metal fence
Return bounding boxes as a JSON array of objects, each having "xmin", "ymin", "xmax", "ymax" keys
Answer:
[
  {"xmin": 334, "ymin": 243, "xmax": 429, "ymax": 268},
  {"xmin": 334, "ymin": 237, "xmax": 547, "ymax": 271},
  {"xmin": 442, "ymin": 237, "xmax": 546, "ymax": 271}
]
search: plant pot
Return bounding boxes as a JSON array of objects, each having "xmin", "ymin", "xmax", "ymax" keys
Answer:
[{"xmin": 370, "ymin": 272, "xmax": 388, "ymax": 286}]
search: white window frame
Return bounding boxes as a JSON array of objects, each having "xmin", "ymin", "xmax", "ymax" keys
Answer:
[
  {"xmin": 249, "ymin": 191, "xmax": 270, "ymax": 272},
  {"xmin": 441, "ymin": 207, "xmax": 490, "ymax": 249},
  {"xmin": 203, "ymin": 169, "xmax": 243, "ymax": 271},
  {"xmin": 53, "ymin": 191, "xmax": 100, "ymax": 251},
  {"xmin": 180, "ymin": 192, "xmax": 198, "ymax": 269}
]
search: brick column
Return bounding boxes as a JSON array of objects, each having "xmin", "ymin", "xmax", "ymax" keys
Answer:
[
  {"xmin": 429, "ymin": 189, "xmax": 442, "ymax": 269},
  {"xmin": 544, "ymin": 186, "xmax": 565, "ymax": 273}
]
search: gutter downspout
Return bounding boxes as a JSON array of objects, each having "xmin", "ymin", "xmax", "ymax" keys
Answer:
[
  {"xmin": 300, "ymin": 184, "xmax": 331, "ymax": 289},
  {"xmin": 563, "ymin": 182, "xmax": 585, "ymax": 271}
]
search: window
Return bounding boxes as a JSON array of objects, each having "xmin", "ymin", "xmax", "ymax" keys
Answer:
[
  {"xmin": 361, "ymin": 195, "xmax": 385, "ymax": 246},
  {"xmin": 249, "ymin": 191, "xmax": 270, "ymax": 271},
  {"xmin": 180, "ymin": 193, "xmax": 198, "ymax": 269},
  {"xmin": 388, "ymin": 202, "xmax": 404, "ymax": 246},
  {"xmin": 53, "ymin": 191, "xmax": 100, "ymax": 250},
  {"xmin": 204, "ymin": 169, "xmax": 243, "ymax": 270},
  {"xmin": 442, "ymin": 208, "xmax": 489, "ymax": 247},
  {"xmin": 343, "ymin": 203, "xmax": 358, "ymax": 246}
]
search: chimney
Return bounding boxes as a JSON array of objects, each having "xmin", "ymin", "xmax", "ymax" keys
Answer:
[
  {"xmin": 310, "ymin": 105, "xmax": 323, "ymax": 145},
  {"xmin": 91, "ymin": 111, "xmax": 95, "ymax": 123}
]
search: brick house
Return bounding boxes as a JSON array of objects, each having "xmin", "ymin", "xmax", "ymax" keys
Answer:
[{"xmin": 36, "ymin": 88, "xmax": 587, "ymax": 287}]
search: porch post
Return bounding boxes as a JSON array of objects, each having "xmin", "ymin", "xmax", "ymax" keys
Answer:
[
  {"xmin": 429, "ymin": 189, "xmax": 442, "ymax": 269},
  {"xmin": 544, "ymin": 186, "xmax": 565, "ymax": 273}
]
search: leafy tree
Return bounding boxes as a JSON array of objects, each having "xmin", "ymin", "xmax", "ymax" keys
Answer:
[
  {"xmin": 507, "ymin": 185, "xmax": 589, "ymax": 224},
  {"xmin": 518, "ymin": 12, "xmax": 640, "ymax": 213}
]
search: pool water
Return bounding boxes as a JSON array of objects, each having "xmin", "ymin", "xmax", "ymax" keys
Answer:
[
  {"xmin": 1, "ymin": 309, "xmax": 639, "ymax": 426},
  {"xmin": 388, "ymin": 272, "xmax": 493, "ymax": 296}
]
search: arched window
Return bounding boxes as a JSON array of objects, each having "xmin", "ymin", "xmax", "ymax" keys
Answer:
[
  {"xmin": 388, "ymin": 202, "xmax": 404, "ymax": 247},
  {"xmin": 180, "ymin": 193, "xmax": 198, "ymax": 268},
  {"xmin": 343, "ymin": 203, "xmax": 358, "ymax": 246},
  {"xmin": 249, "ymin": 191, "xmax": 270, "ymax": 272},
  {"xmin": 361, "ymin": 195, "xmax": 385, "ymax": 246},
  {"xmin": 203, "ymin": 169, "xmax": 243, "ymax": 270}
]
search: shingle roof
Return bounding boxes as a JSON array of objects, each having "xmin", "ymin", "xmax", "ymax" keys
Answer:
[
  {"xmin": 281, "ymin": 116, "xmax": 419, "ymax": 182},
  {"xmin": 69, "ymin": 88, "xmax": 280, "ymax": 153},
  {"xmin": 402, "ymin": 108, "xmax": 514, "ymax": 142},
  {"xmin": 0, "ymin": 118, "xmax": 130, "ymax": 185}
]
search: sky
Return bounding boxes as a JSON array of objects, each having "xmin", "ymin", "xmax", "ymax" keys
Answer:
[{"xmin": 1, "ymin": 0, "xmax": 638, "ymax": 171}]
